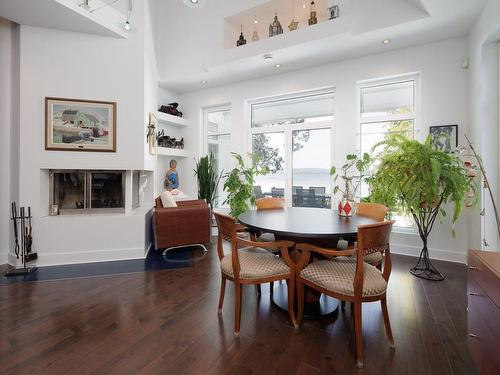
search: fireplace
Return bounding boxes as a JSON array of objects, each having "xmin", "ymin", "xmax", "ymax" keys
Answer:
[{"xmin": 49, "ymin": 170, "xmax": 125, "ymax": 214}]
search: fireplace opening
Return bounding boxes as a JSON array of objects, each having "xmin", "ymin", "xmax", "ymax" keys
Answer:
[{"xmin": 50, "ymin": 170, "xmax": 125, "ymax": 214}]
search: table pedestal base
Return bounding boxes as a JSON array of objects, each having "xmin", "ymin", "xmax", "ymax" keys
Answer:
[{"xmin": 271, "ymin": 283, "xmax": 339, "ymax": 319}]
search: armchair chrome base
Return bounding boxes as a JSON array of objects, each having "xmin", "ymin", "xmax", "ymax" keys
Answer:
[{"xmin": 162, "ymin": 244, "xmax": 208, "ymax": 256}]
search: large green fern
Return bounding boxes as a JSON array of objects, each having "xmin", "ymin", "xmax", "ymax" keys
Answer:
[{"xmin": 370, "ymin": 134, "xmax": 475, "ymax": 237}]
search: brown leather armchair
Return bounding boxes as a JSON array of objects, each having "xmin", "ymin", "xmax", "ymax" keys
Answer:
[{"xmin": 153, "ymin": 197, "xmax": 211, "ymax": 251}]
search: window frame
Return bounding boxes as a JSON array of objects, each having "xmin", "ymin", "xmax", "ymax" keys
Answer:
[
  {"xmin": 356, "ymin": 73, "xmax": 421, "ymax": 231},
  {"xmin": 202, "ymin": 104, "xmax": 232, "ymax": 208},
  {"xmin": 247, "ymin": 87, "xmax": 336, "ymax": 207}
]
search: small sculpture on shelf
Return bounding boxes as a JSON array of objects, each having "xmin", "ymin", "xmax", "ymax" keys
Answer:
[
  {"xmin": 269, "ymin": 12, "xmax": 283, "ymax": 37},
  {"xmin": 236, "ymin": 24, "xmax": 246, "ymax": 46},
  {"xmin": 308, "ymin": 1, "xmax": 318, "ymax": 25},
  {"xmin": 156, "ymin": 129, "xmax": 184, "ymax": 149},
  {"xmin": 328, "ymin": 2, "xmax": 339, "ymax": 20},
  {"xmin": 159, "ymin": 102, "xmax": 183, "ymax": 117},
  {"xmin": 252, "ymin": 16, "xmax": 259, "ymax": 41},
  {"xmin": 165, "ymin": 159, "xmax": 179, "ymax": 190}
]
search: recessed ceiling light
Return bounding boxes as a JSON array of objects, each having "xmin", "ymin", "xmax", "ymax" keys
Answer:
[
  {"xmin": 275, "ymin": 64, "xmax": 281, "ymax": 68},
  {"xmin": 382, "ymin": 39, "xmax": 391, "ymax": 44},
  {"xmin": 201, "ymin": 80, "xmax": 207, "ymax": 85},
  {"xmin": 183, "ymin": 0, "xmax": 205, "ymax": 8},
  {"xmin": 264, "ymin": 54, "xmax": 273, "ymax": 61}
]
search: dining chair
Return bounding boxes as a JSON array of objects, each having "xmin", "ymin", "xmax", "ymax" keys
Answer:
[
  {"xmin": 213, "ymin": 211, "xmax": 297, "ymax": 335},
  {"xmin": 353, "ymin": 202, "xmax": 389, "ymax": 268},
  {"xmin": 253, "ymin": 185, "xmax": 264, "ymax": 199},
  {"xmin": 295, "ymin": 221, "xmax": 395, "ymax": 368},
  {"xmin": 254, "ymin": 197, "xmax": 285, "ymax": 295},
  {"xmin": 356, "ymin": 202, "xmax": 388, "ymax": 222},
  {"xmin": 271, "ymin": 187, "xmax": 285, "ymax": 198}
]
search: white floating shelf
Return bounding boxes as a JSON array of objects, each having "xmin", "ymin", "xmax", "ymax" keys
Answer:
[
  {"xmin": 155, "ymin": 147, "xmax": 190, "ymax": 158},
  {"xmin": 156, "ymin": 111, "xmax": 189, "ymax": 128}
]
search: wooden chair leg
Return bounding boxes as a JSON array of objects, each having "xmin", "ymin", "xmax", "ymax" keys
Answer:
[
  {"xmin": 218, "ymin": 276, "xmax": 226, "ymax": 314},
  {"xmin": 381, "ymin": 297, "xmax": 394, "ymax": 347},
  {"xmin": 234, "ymin": 282, "xmax": 242, "ymax": 336},
  {"xmin": 287, "ymin": 276, "xmax": 297, "ymax": 328},
  {"xmin": 354, "ymin": 301, "xmax": 364, "ymax": 368},
  {"xmin": 297, "ymin": 278, "xmax": 305, "ymax": 326},
  {"xmin": 270, "ymin": 281, "xmax": 274, "ymax": 296}
]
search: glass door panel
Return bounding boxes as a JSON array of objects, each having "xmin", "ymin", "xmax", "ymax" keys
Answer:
[
  {"xmin": 292, "ymin": 128, "xmax": 331, "ymax": 208},
  {"xmin": 208, "ymin": 134, "xmax": 231, "ymax": 207},
  {"xmin": 252, "ymin": 132, "xmax": 285, "ymax": 200}
]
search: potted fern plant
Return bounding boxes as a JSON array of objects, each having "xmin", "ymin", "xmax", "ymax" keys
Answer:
[
  {"xmin": 223, "ymin": 152, "xmax": 268, "ymax": 218},
  {"xmin": 369, "ymin": 134, "xmax": 475, "ymax": 281},
  {"xmin": 330, "ymin": 153, "xmax": 371, "ymax": 216},
  {"xmin": 194, "ymin": 153, "xmax": 223, "ymax": 211}
]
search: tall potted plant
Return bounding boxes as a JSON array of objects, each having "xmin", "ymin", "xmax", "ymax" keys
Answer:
[
  {"xmin": 369, "ymin": 135, "xmax": 475, "ymax": 280},
  {"xmin": 330, "ymin": 153, "xmax": 371, "ymax": 216},
  {"xmin": 194, "ymin": 153, "xmax": 223, "ymax": 211},
  {"xmin": 223, "ymin": 152, "xmax": 268, "ymax": 218}
]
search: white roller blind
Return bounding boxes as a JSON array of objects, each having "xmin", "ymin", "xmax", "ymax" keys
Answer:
[
  {"xmin": 252, "ymin": 93, "xmax": 334, "ymax": 127},
  {"xmin": 361, "ymin": 80, "xmax": 414, "ymax": 116}
]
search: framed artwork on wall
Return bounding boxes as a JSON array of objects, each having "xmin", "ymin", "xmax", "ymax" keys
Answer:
[
  {"xmin": 45, "ymin": 97, "xmax": 117, "ymax": 152},
  {"xmin": 429, "ymin": 124, "xmax": 458, "ymax": 153}
]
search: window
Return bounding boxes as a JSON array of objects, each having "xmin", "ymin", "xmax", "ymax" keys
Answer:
[
  {"xmin": 204, "ymin": 106, "xmax": 231, "ymax": 207},
  {"xmin": 251, "ymin": 91, "xmax": 334, "ymax": 209},
  {"xmin": 358, "ymin": 74, "xmax": 419, "ymax": 228}
]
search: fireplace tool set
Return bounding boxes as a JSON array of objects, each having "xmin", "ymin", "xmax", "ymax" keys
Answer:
[{"xmin": 5, "ymin": 202, "xmax": 38, "ymax": 277}]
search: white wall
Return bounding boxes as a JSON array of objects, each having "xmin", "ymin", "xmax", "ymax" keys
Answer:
[
  {"xmin": 10, "ymin": 0, "xmax": 158, "ymax": 266},
  {"xmin": 180, "ymin": 37, "xmax": 471, "ymax": 263},
  {"xmin": 0, "ymin": 18, "xmax": 15, "ymax": 265},
  {"xmin": 467, "ymin": 0, "xmax": 500, "ymax": 251}
]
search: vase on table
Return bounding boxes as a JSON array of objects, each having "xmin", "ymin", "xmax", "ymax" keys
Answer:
[{"xmin": 338, "ymin": 198, "xmax": 354, "ymax": 217}]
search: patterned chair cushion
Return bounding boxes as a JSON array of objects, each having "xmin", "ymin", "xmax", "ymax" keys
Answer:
[
  {"xmin": 301, "ymin": 260, "xmax": 387, "ymax": 297},
  {"xmin": 334, "ymin": 251, "xmax": 383, "ymax": 265},
  {"xmin": 220, "ymin": 247, "xmax": 290, "ymax": 279}
]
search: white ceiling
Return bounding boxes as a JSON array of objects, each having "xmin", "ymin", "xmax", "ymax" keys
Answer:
[
  {"xmin": 0, "ymin": 0, "xmax": 128, "ymax": 38},
  {"xmin": 155, "ymin": 0, "xmax": 486, "ymax": 93}
]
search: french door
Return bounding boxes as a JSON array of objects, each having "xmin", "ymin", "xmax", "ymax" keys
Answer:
[{"xmin": 250, "ymin": 91, "xmax": 334, "ymax": 209}]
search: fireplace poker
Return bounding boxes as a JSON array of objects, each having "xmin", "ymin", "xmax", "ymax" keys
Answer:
[{"xmin": 11, "ymin": 202, "xmax": 20, "ymax": 258}]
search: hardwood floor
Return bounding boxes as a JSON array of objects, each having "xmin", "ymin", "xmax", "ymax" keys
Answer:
[{"xmin": 0, "ymin": 245, "xmax": 476, "ymax": 375}]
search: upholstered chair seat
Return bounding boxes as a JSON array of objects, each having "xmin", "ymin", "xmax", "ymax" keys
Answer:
[
  {"xmin": 220, "ymin": 247, "xmax": 290, "ymax": 279},
  {"xmin": 301, "ymin": 260, "xmax": 387, "ymax": 297}
]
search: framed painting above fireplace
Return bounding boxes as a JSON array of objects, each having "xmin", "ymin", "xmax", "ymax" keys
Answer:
[{"xmin": 45, "ymin": 97, "xmax": 116, "ymax": 152}]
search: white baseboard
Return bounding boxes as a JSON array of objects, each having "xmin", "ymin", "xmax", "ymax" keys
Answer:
[
  {"xmin": 8, "ymin": 247, "xmax": 147, "ymax": 267},
  {"xmin": 391, "ymin": 242, "xmax": 466, "ymax": 264}
]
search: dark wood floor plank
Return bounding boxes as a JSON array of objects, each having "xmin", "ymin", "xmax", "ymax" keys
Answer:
[{"xmin": 0, "ymin": 247, "xmax": 475, "ymax": 374}]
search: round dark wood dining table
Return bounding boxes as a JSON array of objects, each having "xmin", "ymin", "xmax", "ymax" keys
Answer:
[{"xmin": 238, "ymin": 207, "xmax": 378, "ymax": 318}]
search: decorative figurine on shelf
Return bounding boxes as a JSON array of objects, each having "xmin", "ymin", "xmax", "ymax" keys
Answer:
[
  {"xmin": 288, "ymin": 0, "xmax": 299, "ymax": 31},
  {"xmin": 308, "ymin": 1, "xmax": 318, "ymax": 25},
  {"xmin": 236, "ymin": 24, "xmax": 246, "ymax": 47},
  {"xmin": 252, "ymin": 16, "xmax": 259, "ymax": 42},
  {"xmin": 159, "ymin": 103, "xmax": 183, "ymax": 117},
  {"xmin": 147, "ymin": 112, "xmax": 157, "ymax": 155},
  {"xmin": 156, "ymin": 129, "xmax": 185, "ymax": 149},
  {"xmin": 165, "ymin": 159, "xmax": 179, "ymax": 190},
  {"xmin": 328, "ymin": 1, "xmax": 339, "ymax": 20},
  {"xmin": 269, "ymin": 12, "xmax": 283, "ymax": 37}
]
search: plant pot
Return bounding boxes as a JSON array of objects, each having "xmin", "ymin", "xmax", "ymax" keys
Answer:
[{"xmin": 338, "ymin": 199, "xmax": 354, "ymax": 217}]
